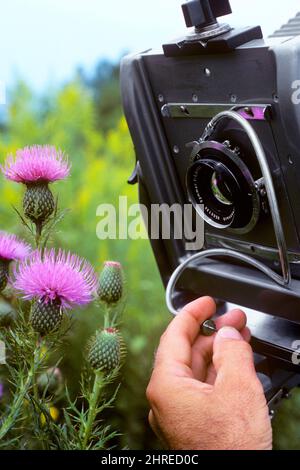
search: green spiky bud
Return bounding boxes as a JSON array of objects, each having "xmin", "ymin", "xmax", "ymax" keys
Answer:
[
  {"xmin": 30, "ymin": 300, "xmax": 63, "ymax": 335},
  {"xmin": 37, "ymin": 367, "xmax": 63, "ymax": 396},
  {"xmin": 88, "ymin": 328, "xmax": 126, "ymax": 373},
  {"xmin": 98, "ymin": 261, "xmax": 124, "ymax": 305},
  {"xmin": 23, "ymin": 182, "xmax": 55, "ymax": 226},
  {"xmin": 0, "ymin": 259, "xmax": 9, "ymax": 293}
]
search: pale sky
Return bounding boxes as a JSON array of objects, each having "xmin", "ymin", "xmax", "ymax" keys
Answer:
[{"xmin": 1, "ymin": 0, "xmax": 299, "ymax": 89}]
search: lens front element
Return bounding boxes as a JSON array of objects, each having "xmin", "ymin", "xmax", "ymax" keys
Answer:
[{"xmin": 211, "ymin": 171, "xmax": 233, "ymax": 206}]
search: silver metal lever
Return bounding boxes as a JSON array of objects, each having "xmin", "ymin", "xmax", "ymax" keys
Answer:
[{"xmin": 166, "ymin": 248, "xmax": 291, "ymax": 316}]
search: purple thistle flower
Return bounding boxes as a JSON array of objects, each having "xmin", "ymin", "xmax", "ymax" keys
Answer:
[
  {"xmin": 13, "ymin": 249, "xmax": 98, "ymax": 310},
  {"xmin": 0, "ymin": 231, "xmax": 31, "ymax": 262},
  {"xmin": 1, "ymin": 145, "xmax": 70, "ymax": 184}
]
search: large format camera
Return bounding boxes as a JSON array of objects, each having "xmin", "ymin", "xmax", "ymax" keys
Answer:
[{"xmin": 121, "ymin": 1, "xmax": 300, "ymax": 405}]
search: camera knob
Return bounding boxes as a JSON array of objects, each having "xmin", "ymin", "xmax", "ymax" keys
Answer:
[{"xmin": 182, "ymin": 0, "xmax": 232, "ymax": 29}]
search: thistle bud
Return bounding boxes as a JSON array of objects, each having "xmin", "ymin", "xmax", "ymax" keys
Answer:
[
  {"xmin": 30, "ymin": 299, "xmax": 63, "ymax": 336},
  {"xmin": 23, "ymin": 182, "xmax": 55, "ymax": 226},
  {"xmin": 88, "ymin": 328, "xmax": 126, "ymax": 373},
  {"xmin": 98, "ymin": 261, "xmax": 124, "ymax": 305}
]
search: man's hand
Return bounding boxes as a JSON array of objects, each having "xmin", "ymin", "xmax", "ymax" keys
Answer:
[{"xmin": 146, "ymin": 297, "xmax": 272, "ymax": 450}]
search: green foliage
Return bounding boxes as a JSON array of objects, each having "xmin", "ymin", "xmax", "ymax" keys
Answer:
[
  {"xmin": 273, "ymin": 392, "xmax": 300, "ymax": 450},
  {"xmin": 0, "ymin": 76, "xmax": 167, "ymax": 449},
  {"xmin": 78, "ymin": 59, "xmax": 123, "ymax": 133}
]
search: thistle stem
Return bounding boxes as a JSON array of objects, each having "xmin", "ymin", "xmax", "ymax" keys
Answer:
[
  {"xmin": 0, "ymin": 341, "xmax": 42, "ymax": 441},
  {"xmin": 82, "ymin": 371, "xmax": 103, "ymax": 449},
  {"xmin": 104, "ymin": 305, "xmax": 111, "ymax": 329},
  {"xmin": 32, "ymin": 336, "xmax": 43, "ymax": 404},
  {"xmin": 35, "ymin": 222, "xmax": 43, "ymax": 249},
  {"xmin": 111, "ymin": 308, "xmax": 120, "ymax": 328}
]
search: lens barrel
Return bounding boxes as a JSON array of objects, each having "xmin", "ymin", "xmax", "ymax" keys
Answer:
[{"xmin": 186, "ymin": 140, "xmax": 260, "ymax": 233}]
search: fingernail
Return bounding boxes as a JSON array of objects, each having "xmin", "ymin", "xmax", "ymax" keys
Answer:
[{"xmin": 216, "ymin": 326, "xmax": 243, "ymax": 341}]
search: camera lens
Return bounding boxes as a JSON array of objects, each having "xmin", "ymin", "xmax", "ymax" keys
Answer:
[
  {"xmin": 211, "ymin": 171, "xmax": 233, "ymax": 206},
  {"xmin": 186, "ymin": 141, "xmax": 260, "ymax": 233},
  {"xmin": 187, "ymin": 159, "xmax": 239, "ymax": 228}
]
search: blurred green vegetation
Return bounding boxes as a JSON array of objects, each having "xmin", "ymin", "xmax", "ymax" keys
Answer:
[
  {"xmin": 0, "ymin": 63, "xmax": 168, "ymax": 449},
  {"xmin": 0, "ymin": 60, "xmax": 299, "ymax": 449}
]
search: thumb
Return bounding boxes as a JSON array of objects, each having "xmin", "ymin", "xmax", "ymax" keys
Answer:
[{"xmin": 213, "ymin": 327, "xmax": 259, "ymax": 393}]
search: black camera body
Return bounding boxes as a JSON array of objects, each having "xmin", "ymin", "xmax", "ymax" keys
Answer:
[{"xmin": 121, "ymin": 0, "xmax": 300, "ymax": 396}]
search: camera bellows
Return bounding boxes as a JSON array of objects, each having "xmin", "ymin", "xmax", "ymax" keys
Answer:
[
  {"xmin": 98, "ymin": 261, "xmax": 123, "ymax": 305},
  {"xmin": 30, "ymin": 300, "xmax": 63, "ymax": 335},
  {"xmin": 88, "ymin": 328, "xmax": 125, "ymax": 373},
  {"xmin": 23, "ymin": 182, "xmax": 55, "ymax": 225}
]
